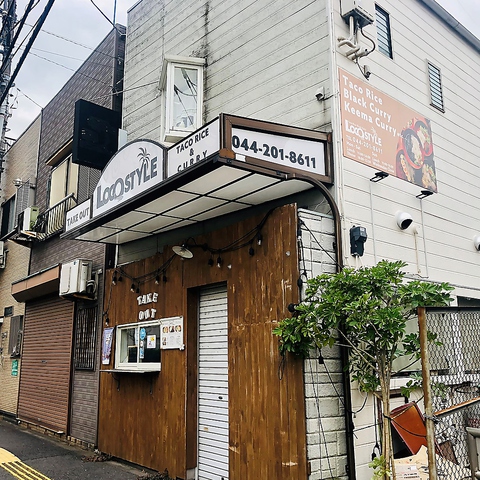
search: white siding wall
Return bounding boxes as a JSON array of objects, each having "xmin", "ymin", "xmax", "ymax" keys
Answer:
[
  {"xmin": 123, "ymin": 0, "xmax": 333, "ymax": 142},
  {"xmin": 299, "ymin": 209, "xmax": 348, "ymax": 480},
  {"xmin": 330, "ymin": 1, "xmax": 480, "ymax": 476},
  {"xmin": 331, "ymin": 0, "xmax": 480, "ymax": 293}
]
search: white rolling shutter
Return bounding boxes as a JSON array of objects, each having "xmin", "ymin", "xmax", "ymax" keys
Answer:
[{"xmin": 198, "ymin": 284, "xmax": 229, "ymax": 480}]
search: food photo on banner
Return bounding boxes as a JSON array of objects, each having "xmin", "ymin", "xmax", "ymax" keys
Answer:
[{"xmin": 339, "ymin": 68, "xmax": 437, "ymax": 192}]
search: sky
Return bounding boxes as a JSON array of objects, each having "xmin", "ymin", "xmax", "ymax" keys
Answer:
[{"xmin": 6, "ymin": 0, "xmax": 480, "ymax": 140}]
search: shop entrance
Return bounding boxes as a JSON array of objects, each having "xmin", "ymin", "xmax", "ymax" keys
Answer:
[{"xmin": 197, "ymin": 284, "xmax": 229, "ymax": 479}]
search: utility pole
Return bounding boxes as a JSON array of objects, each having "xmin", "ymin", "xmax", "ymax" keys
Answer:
[{"xmin": 0, "ymin": 0, "xmax": 15, "ymax": 190}]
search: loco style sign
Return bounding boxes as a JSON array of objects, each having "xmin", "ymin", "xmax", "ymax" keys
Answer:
[
  {"xmin": 92, "ymin": 140, "xmax": 165, "ymax": 218},
  {"xmin": 339, "ymin": 68, "xmax": 437, "ymax": 191}
]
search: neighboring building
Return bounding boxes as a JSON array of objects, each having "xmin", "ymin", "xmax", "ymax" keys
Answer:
[
  {"xmin": 10, "ymin": 26, "xmax": 125, "ymax": 447},
  {"xmin": 0, "ymin": 116, "xmax": 40, "ymax": 419},
  {"xmin": 43, "ymin": 0, "xmax": 480, "ymax": 479}
]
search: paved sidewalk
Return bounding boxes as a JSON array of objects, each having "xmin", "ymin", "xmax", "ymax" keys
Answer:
[{"xmin": 0, "ymin": 419, "xmax": 154, "ymax": 480}]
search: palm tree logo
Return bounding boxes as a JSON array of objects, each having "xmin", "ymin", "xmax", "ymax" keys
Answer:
[{"xmin": 138, "ymin": 147, "xmax": 150, "ymax": 171}]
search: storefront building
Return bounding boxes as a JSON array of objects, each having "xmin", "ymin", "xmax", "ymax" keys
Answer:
[
  {"xmin": 10, "ymin": 26, "xmax": 125, "ymax": 447},
  {"xmin": 11, "ymin": 0, "xmax": 480, "ymax": 478}
]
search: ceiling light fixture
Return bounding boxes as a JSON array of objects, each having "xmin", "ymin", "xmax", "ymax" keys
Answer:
[{"xmin": 172, "ymin": 244, "xmax": 193, "ymax": 259}]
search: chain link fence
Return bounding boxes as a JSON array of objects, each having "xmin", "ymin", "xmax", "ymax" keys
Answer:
[{"xmin": 427, "ymin": 308, "xmax": 480, "ymax": 479}]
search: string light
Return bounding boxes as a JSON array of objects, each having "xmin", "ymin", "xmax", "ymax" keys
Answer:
[
  {"xmin": 216, "ymin": 256, "xmax": 223, "ymax": 268},
  {"xmin": 249, "ymin": 247, "xmax": 255, "ymax": 256},
  {"xmin": 112, "ymin": 272, "xmax": 117, "ymax": 285},
  {"xmin": 208, "ymin": 258, "xmax": 214, "ymax": 267},
  {"xmin": 155, "ymin": 275, "xmax": 160, "ymax": 284},
  {"xmin": 130, "ymin": 283, "xmax": 135, "ymax": 292},
  {"xmin": 257, "ymin": 234, "xmax": 263, "ymax": 246}
]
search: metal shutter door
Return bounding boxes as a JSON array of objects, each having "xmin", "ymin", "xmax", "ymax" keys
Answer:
[
  {"xmin": 198, "ymin": 284, "xmax": 229, "ymax": 480},
  {"xmin": 17, "ymin": 295, "xmax": 74, "ymax": 432}
]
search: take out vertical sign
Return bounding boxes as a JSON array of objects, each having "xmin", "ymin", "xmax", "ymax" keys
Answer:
[{"xmin": 338, "ymin": 68, "xmax": 437, "ymax": 191}]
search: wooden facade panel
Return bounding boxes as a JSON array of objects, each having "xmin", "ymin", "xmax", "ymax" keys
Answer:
[
  {"xmin": 98, "ymin": 205, "xmax": 305, "ymax": 478},
  {"xmin": 18, "ymin": 296, "xmax": 74, "ymax": 432}
]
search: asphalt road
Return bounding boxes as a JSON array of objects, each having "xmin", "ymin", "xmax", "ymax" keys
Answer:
[{"xmin": 0, "ymin": 419, "xmax": 152, "ymax": 480}]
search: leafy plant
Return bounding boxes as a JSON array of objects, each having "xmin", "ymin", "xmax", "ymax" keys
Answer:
[{"xmin": 273, "ymin": 260, "xmax": 453, "ymax": 479}]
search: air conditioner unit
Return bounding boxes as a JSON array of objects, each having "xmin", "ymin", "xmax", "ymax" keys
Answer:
[
  {"xmin": 18, "ymin": 206, "xmax": 39, "ymax": 231},
  {"xmin": 340, "ymin": 0, "xmax": 375, "ymax": 28},
  {"xmin": 60, "ymin": 259, "xmax": 93, "ymax": 296}
]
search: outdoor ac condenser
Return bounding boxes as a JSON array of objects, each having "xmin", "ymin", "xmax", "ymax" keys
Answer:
[
  {"xmin": 60, "ymin": 259, "xmax": 93, "ymax": 295},
  {"xmin": 340, "ymin": 0, "xmax": 375, "ymax": 28},
  {"xmin": 19, "ymin": 206, "xmax": 39, "ymax": 231}
]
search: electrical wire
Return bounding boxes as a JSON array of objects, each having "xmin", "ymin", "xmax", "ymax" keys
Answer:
[
  {"xmin": 298, "ymin": 218, "xmax": 341, "ymax": 270},
  {"xmin": 24, "ymin": 23, "xmax": 119, "ymax": 60},
  {"xmin": 308, "ymin": 355, "xmax": 335, "ymax": 478},
  {"xmin": 89, "ymin": 0, "xmax": 119, "ymax": 31},
  {"xmin": 16, "ymin": 87, "xmax": 42, "ymax": 108}
]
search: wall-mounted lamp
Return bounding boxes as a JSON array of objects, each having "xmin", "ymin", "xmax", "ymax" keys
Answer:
[
  {"xmin": 474, "ymin": 235, "xmax": 480, "ymax": 251},
  {"xmin": 416, "ymin": 189, "xmax": 434, "ymax": 199},
  {"xmin": 395, "ymin": 211, "xmax": 413, "ymax": 230},
  {"xmin": 350, "ymin": 226, "xmax": 367, "ymax": 256},
  {"xmin": 172, "ymin": 244, "xmax": 193, "ymax": 259},
  {"xmin": 370, "ymin": 171, "xmax": 389, "ymax": 182}
]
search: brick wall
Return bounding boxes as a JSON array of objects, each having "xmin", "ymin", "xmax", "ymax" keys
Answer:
[
  {"xmin": 298, "ymin": 208, "xmax": 348, "ymax": 480},
  {"xmin": 0, "ymin": 117, "xmax": 41, "ymax": 416}
]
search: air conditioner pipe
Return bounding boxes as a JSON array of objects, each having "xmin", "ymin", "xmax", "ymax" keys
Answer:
[{"xmin": 337, "ymin": 15, "xmax": 357, "ymax": 49}]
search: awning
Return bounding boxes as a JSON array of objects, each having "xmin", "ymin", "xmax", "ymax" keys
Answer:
[
  {"xmin": 62, "ymin": 155, "xmax": 318, "ymax": 245},
  {"xmin": 12, "ymin": 264, "xmax": 61, "ymax": 302},
  {"xmin": 62, "ymin": 115, "xmax": 334, "ymax": 245}
]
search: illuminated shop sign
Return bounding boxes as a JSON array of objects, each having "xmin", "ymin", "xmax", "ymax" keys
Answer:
[
  {"xmin": 339, "ymin": 68, "xmax": 437, "ymax": 192},
  {"xmin": 167, "ymin": 114, "xmax": 330, "ymax": 182},
  {"xmin": 92, "ymin": 140, "xmax": 165, "ymax": 218}
]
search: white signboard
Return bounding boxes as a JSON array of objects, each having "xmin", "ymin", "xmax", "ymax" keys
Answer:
[
  {"xmin": 231, "ymin": 127, "xmax": 326, "ymax": 176},
  {"xmin": 65, "ymin": 200, "xmax": 91, "ymax": 232},
  {"xmin": 92, "ymin": 140, "xmax": 165, "ymax": 218},
  {"xmin": 167, "ymin": 118, "xmax": 220, "ymax": 177},
  {"xmin": 160, "ymin": 316, "xmax": 184, "ymax": 350}
]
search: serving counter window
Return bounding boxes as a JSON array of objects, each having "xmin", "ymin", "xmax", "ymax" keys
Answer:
[{"xmin": 115, "ymin": 320, "xmax": 161, "ymax": 372}]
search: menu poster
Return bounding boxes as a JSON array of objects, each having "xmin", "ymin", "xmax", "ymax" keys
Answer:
[
  {"xmin": 339, "ymin": 68, "xmax": 437, "ymax": 192},
  {"xmin": 160, "ymin": 316, "xmax": 184, "ymax": 350}
]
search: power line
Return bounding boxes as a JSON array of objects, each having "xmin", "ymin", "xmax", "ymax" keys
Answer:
[
  {"xmin": 0, "ymin": 0, "xmax": 56, "ymax": 107},
  {"xmin": 25, "ymin": 22, "xmax": 118, "ymax": 60},
  {"xmin": 16, "ymin": 86, "xmax": 42, "ymax": 108},
  {"xmin": 26, "ymin": 50, "xmax": 114, "ymax": 87}
]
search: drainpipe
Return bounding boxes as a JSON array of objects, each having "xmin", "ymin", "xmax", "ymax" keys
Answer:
[{"xmin": 326, "ymin": 0, "xmax": 357, "ymax": 476}]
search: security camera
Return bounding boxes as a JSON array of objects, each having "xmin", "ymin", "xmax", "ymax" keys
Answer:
[
  {"xmin": 474, "ymin": 235, "xmax": 480, "ymax": 251},
  {"xmin": 315, "ymin": 87, "xmax": 325, "ymax": 101},
  {"xmin": 395, "ymin": 211, "xmax": 413, "ymax": 230},
  {"xmin": 363, "ymin": 65, "xmax": 372, "ymax": 80}
]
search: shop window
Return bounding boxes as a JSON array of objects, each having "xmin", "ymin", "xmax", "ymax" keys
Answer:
[
  {"xmin": 0, "ymin": 195, "xmax": 16, "ymax": 238},
  {"xmin": 375, "ymin": 5, "xmax": 393, "ymax": 58},
  {"xmin": 8, "ymin": 315, "xmax": 23, "ymax": 357},
  {"xmin": 74, "ymin": 307, "xmax": 97, "ymax": 370},
  {"xmin": 161, "ymin": 56, "xmax": 205, "ymax": 143},
  {"xmin": 4, "ymin": 306, "xmax": 13, "ymax": 317},
  {"xmin": 48, "ymin": 154, "xmax": 79, "ymax": 207},
  {"xmin": 428, "ymin": 62, "xmax": 444, "ymax": 112},
  {"xmin": 115, "ymin": 320, "xmax": 161, "ymax": 371}
]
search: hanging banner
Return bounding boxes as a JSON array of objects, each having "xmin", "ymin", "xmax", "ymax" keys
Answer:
[
  {"xmin": 102, "ymin": 327, "xmax": 114, "ymax": 365},
  {"xmin": 339, "ymin": 68, "xmax": 437, "ymax": 192}
]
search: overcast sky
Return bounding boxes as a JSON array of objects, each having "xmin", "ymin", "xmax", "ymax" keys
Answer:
[{"xmin": 7, "ymin": 0, "xmax": 480, "ymax": 139}]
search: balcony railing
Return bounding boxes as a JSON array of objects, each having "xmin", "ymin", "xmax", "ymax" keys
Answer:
[{"xmin": 33, "ymin": 194, "xmax": 77, "ymax": 240}]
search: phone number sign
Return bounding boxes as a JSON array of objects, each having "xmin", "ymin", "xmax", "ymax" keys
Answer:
[{"xmin": 231, "ymin": 127, "xmax": 326, "ymax": 177}]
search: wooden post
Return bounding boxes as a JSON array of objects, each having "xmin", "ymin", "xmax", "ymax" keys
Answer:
[{"xmin": 418, "ymin": 306, "xmax": 437, "ymax": 480}]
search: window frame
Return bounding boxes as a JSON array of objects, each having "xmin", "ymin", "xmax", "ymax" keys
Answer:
[
  {"xmin": 0, "ymin": 195, "xmax": 17, "ymax": 238},
  {"xmin": 160, "ymin": 55, "xmax": 205, "ymax": 143},
  {"xmin": 375, "ymin": 4, "xmax": 393, "ymax": 59},
  {"xmin": 8, "ymin": 315, "xmax": 23, "ymax": 357},
  {"xmin": 74, "ymin": 306, "xmax": 97, "ymax": 371},
  {"xmin": 48, "ymin": 154, "xmax": 79, "ymax": 208},
  {"xmin": 427, "ymin": 61, "xmax": 445, "ymax": 112},
  {"xmin": 114, "ymin": 319, "xmax": 161, "ymax": 372}
]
